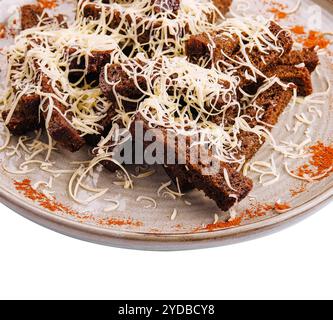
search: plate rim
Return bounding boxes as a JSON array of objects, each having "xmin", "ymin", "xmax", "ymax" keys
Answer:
[{"xmin": 0, "ymin": 181, "xmax": 332, "ymax": 250}]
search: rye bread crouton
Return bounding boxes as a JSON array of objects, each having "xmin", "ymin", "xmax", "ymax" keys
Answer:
[
  {"xmin": 67, "ymin": 48, "xmax": 114, "ymax": 77},
  {"xmin": 211, "ymin": 84, "xmax": 293, "ymax": 161},
  {"xmin": 81, "ymin": 2, "xmax": 171, "ymax": 45},
  {"xmin": 185, "ymin": 32, "xmax": 239, "ymax": 67},
  {"xmin": 40, "ymin": 75, "xmax": 85, "ymax": 152},
  {"xmin": 186, "ymin": 21, "xmax": 293, "ymax": 87},
  {"xmin": 131, "ymin": 114, "xmax": 253, "ymax": 211},
  {"xmin": 153, "ymin": 0, "xmax": 180, "ymax": 14},
  {"xmin": 276, "ymin": 48, "xmax": 319, "ymax": 73},
  {"xmin": 100, "ymin": 63, "xmax": 147, "ymax": 111},
  {"xmin": 213, "ymin": 0, "xmax": 233, "ymax": 15},
  {"xmin": 2, "ymin": 94, "xmax": 41, "ymax": 135},
  {"xmin": 237, "ymin": 84, "xmax": 293, "ymax": 161},
  {"xmin": 210, "ymin": 83, "xmax": 293, "ymax": 162},
  {"xmin": 163, "ymin": 165, "xmax": 196, "ymax": 192},
  {"xmin": 265, "ymin": 65, "xmax": 313, "ymax": 96},
  {"xmin": 21, "ymin": 4, "xmax": 67, "ymax": 30},
  {"xmin": 21, "ymin": 4, "xmax": 44, "ymax": 30},
  {"xmin": 85, "ymin": 104, "xmax": 118, "ymax": 147},
  {"xmin": 81, "ymin": 3, "xmax": 124, "ymax": 28}
]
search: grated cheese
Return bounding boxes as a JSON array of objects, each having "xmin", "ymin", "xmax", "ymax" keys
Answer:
[
  {"xmin": 171, "ymin": 208, "xmax": 178, "ymax": 221},
  {"xmin": 136, "ymin": 196, "xmax": 157, "ymax": 209}
]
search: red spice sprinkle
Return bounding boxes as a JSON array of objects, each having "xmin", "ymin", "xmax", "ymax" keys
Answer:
[
  {"xmin": 294, "ymin": 142, "xmax": 333, "ymax": 179},
  {"xmin": 303, "ymin": 31, "xmax": 330, "ymax": 49},
  {"xmin": 298, "ymin": 31, "xmax": 330, "ymax": 49},
  {"xmin": 14, "ymin": 179, "xmax": 143, "ymax": 228},
  {"xmin": 290, "ymin": 25, "xmax": 306, "ymax": 35},
  {"xmin": 269, "ymin": 8, "xmax": 288, "ymax": 20},
  {"xmin": 99, "ymin": 218, "xmax": 142, "ymax": 227},
  {"xmin": 37, "ymin": 0, "xmax": 58, "ymax": 9},
  {"xmin": 194, "ymin": 201, "xmax": 291, "ymax": 232},
  {"xmin": 274, "ymin": 202, "xmax": 291, "ymax": 212},
  {"xmin": 196, "ymin": 217, "xmax": 243, "ymax": 232},
  {"xmin": 265, "ymin": 0, "xmax": 289, "ymax": 20},
  {"xmin": 290, "ymin": 25, "xmax": 331, "ymax": 49},
  {"xmin": 242, "ymin": 203, "xmax": 272, "ymax": 220},
  {"xmin": 290, "ymin": 182, "xmax": 308, "ymax": 197}
]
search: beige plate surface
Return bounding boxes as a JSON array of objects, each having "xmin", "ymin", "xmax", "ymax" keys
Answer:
[{"xmin": 0, "ymin": 0, "xmax": 333, "ymax": 250}]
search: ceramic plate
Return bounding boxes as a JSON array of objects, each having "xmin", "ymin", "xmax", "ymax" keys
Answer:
[{"xmin": 0, "ymin": 0, "xmax": 332, "ymax": 250}]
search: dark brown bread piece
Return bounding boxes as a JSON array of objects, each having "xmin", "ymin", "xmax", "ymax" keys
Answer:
[
  {"xmin": 163, "ymin": 165, "xmax": 195, "ymax": 192},
  {"xmin": 153, "ymin": 0, "xmax": 180, "ymax": 14},
  {"xmin": 186, "ymin": 21, "xmax": 293, "ymax": 86},
  {"xmin": 235, "ymin": 23, "xmax": 293, "ymax": 88},
  {"xmin": 52, "ymin": 14, "xmax": 68, "ymax": 29},
  {"xmin": 85, "ymin": 104, "xmax": 118, "ymax": 147},
  {"xmin": 276, "ymin": 48, "xmax": 319, "ymax": 73},
  {"xmin": 237, "ymin": 84, "xmax": 293, "ymax": 161},
  {"xmin": 67, "ymin": 48, "xmax": 113, "ymax": 76},
  {"xmin": 100, "ymin": 63, "xmax": 147, "ymax": 111},
  {"xmin": 265, "ymin": 65, "xmax": 313, "ymax": 97},
  {"xmin": 100, "ymin": 158, "xmax": 120, "ymax": 173},
  {"xmin": 4, "ymin": 3, "xmax": 65, "ymax": 136},
  {"xmin": 21, "ymin": 4, "xmax": 67, "ymax": 30},
  {"xmin": 91, "ymin": 108, "xmax": 131, "ymax": 172},
  {"xmin": 21, "ymin": 4, "xmax": 44, "ymax": 30},
  {"xmin": 213, "ymin": 0, "xmax": 233, "ymax": 15},
  {"xmin": 186, "ymin": 21, "xmax": 317, "ymax": 97},
  {"xmin": 1, "ymin": 94, "xmax": 41, "ymax": 135},
  {"xmin": 255, "ymin": 85, "xmax": 294, "ymax": 126},
  {"xmin": 269, "ymin": 21, "xmax": 293, "ymax": 54},
  {"xmin": 81, "ymin": 3, "xmax": 171, "ymax": 44},
  {"xmin": 243, "ymin": 48, "xmax": 318, "ymax": 97},
  {"xmin": 186, "ymin": 21, "xmax": 292, "ymax": 66},
  {"xmin": 81, "ymin": 3, "xmax": 102, "ymax": 20},
  {"xmin": 82, "ymin": 3, "xmax": 124, "ymax": 28},
  {"xmin": 185, "ymin": 32, "xmax": 239, "ymax": 67},
  {"xmin": 187, "ymin": 160, "xmax": 253, "ymax": 211},
  {"xmin": 130, "ymin": 114, "xmax": 253, "ymax": 211},
  {"xmin": 83, "ymin": 0, "xmax": 180, "ymax": 16},
  {"xmin": 210, "ymin": 84, "xmax": 293, "ymax": 161},
  {"xmin": 40, "ymin": 75, "xmax": 85, "ymax": 152}
]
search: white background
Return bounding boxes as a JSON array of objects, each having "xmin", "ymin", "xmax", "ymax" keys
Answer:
[{"xmin": 0, "ymin": 201, "xmax": 332, "ymax": 300}]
